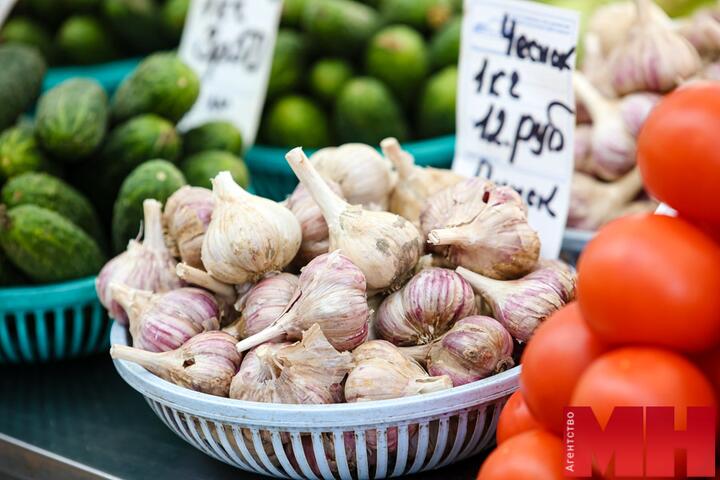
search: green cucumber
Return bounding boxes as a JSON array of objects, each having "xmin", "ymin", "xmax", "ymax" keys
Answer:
[
  {"xmin": 0, "ymin": 249, "xmax": 26, "ymax": 286},
  {"xmin": 181, "ymin": 150, "xmax": 249, "ymax": 190},
  {"xmin": 0, "ymin": 44, "xmax": 46, "ymax": 131},
  {"xmin": 183, "ymin": 121, "xmax": 243, "ymax": 156},
  {"xmin": 57, "ymin": 15, "xmax": 118, "ymax": 65},
  {"xmin": 0, "ymin": 123, "xmax": 53, "ymax": 181}
]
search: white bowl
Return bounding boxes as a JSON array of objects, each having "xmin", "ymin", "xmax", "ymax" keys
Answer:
[{"xmin": 110, "ymin": 323, "xmax": 520, "ymax": 480}]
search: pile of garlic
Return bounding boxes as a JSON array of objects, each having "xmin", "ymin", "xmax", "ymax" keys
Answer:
[
  {"xmin": 569, "ymin": 0, "xmax": 720, "ymax": 231},
  {"xmin": 103, "ymin": 139, "xmax": 576, "ymax": 408}
]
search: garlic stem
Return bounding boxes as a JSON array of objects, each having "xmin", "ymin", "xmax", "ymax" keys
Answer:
[
  {"xmin": 285, "ymin": 148, "xmax": 346, "ymax": 225},
  {"xmin": 110, "ymin": 344, "xmax": 164, "ymax": 369},
  {"xmin": 142, "ymin": 199, "xmax": 166, "ymax": 250},
  {"xmin": 573, "ymin": 72, "xmax": 613, "ymax": 121},
  {"xmin": 381, "ymin": 137, "xmax": 414, "ymax": 180},
  {"xmin": 635, "ymin": 0, "xmax": 651, "ymax": 24},
  {"xmin": 400, "ymin": 343, "xmax": 432, "ymax": 365},
  {"xmin": 213, "ymin": 171, "xmax": 251, "ymax": 202},
  {"xmin": 110, "ymin": 283, "xmax": 153, "ymax": 314},
  {"xmin": 456, "ymin": 266, "xmax": 494, "ymax": 293},
  {"xmin": 427, "ymin": 227, "xmax": 471, "ymax": 246},
  {"xmin": 235, "ymin": 323, "xmax": 286, "ymax": 352},
  {"xmin": 176, "ymin": 263, "xmax": 235, "ymax": 299},
  {"xmin": 413, "ymin": 376, "xmax": 453, "ymax": 394},
  {"xmin": 612, "ymin": 167, "xmax": 644, "ymax": 203}
]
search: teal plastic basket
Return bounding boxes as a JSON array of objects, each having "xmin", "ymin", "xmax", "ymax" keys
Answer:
[
  {"xmin": 42, "ymin": 57, "xmax": 141, "ymax": 94},
  {"xmin": 245, "ymin": 135, "xmax": 457, "ymax": 201},
  {"xmin": 0, "ymin": 276, "xmax": 110, "ymax": 364}
]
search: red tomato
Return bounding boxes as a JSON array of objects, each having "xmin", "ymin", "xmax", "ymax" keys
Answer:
[
  {"xmin": 496, "ymin": 390, "xmax": 544, "ymax": 444},
  {"xmin": 520, "ymin": 303, "xmax": 608, "ymax": 435},
  {"xmin": 477, "ymin": 430, "xmax": 564, "ymax": 480},
  {"xmin": 571, "ymin": 347, "xmax": 717, "ymax": 430},
  {"xmin": 696, "ymin": 348, "xmax": 720, "ymax": 405},
  {"xmin": 637, "ymin": 83, "xmax": 720, "ymax": 225},
  {"xmin": 577, "ymin": 214, "xmax": 720, "ymax": 352}
]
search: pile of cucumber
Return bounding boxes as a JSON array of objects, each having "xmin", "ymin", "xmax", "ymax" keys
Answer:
[
  {"xmin": 0, "ymin": 46, "xmax": 249, "ymax": 287},
  {"xmin": 0, "ymin": 0, "xmax": 186, "ymax": 65},
  {"xmin": 260, "ymin": 0, "xmax": 462, "ymax": 147}
]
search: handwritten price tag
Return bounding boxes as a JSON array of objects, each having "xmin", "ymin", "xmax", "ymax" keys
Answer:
[
  {"xmin": 454, "ymin": 0, "xmax": 579, "ymax": 258},
  {"xmin": 178, "ymin": 0, "xmax": 282, "ymax": 146}
]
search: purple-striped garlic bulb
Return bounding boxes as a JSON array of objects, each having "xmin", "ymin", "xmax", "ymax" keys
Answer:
[
  {"xmin": 345, "ymin": 355, "xmax": 452, "ymax": 403},
  {"xmin": 224, "ymin": 272, "xmax": 299, "ymax": 340},
  {"xmin": 619, "ymin": 92, "xmax": 661, "ymax": 138},
  {"xmin": 285, "ymin": 179, "xmax": 344, "ymax": 265},
  {"xmin": 110, "ymin": 331, "xmax": 241, "ymax": 397},
  {"xmin": 421, "ymin": 181, "xmax": 539, "ymax": 280},
  {"xmin": 235, "ymin": 251, "xmax": 369, "ymax": 353},
  {"xmin": 286, "ymin": 147, "xmax": 423, "ymax": 292},
  {"xmin": 201, "ymin": 171, "xmax": 301, "ymax": 284},
  {"xmin": 175, "ymin": 262, "xmax": 239, "ymax": 325},
  {"xmin": 457, "ymin": 261, "xmax": 576, "ymax": 342},
  {"xmin": 110, "ymin": 283, "xmax": 220, "ymax": 352},
  {"xmin": 676, "ymin": 10, "xmax": 720, "ymax": 57},
  {"xmin": 96, "ymin": 199, "xmax": 181, "ymax": 325},
  {"xmin": 229, "ymin": 324, "xmax": 353, "ymax": 404},
  {"xmin": 573, "ymin": 72, "xmax": 637, "ymax": 181},
  {"xmin": 381, "ymin": 137, "xmax": 464, "ymax": 226},
  {"xmin": 403, "ymin": 316, "xmax": 514, "ymax": 387},
  {"xmin": 375, "ymin": 267, "xmax": 475, "ymax": 346},
  {"xmin": 163, "ymin": 186, "xmax": 214, "ymax": 269},
  {"xmin": 574, "ymin": 124, "xmax": 593, "ymax": 175},
  {"xmin": 606, "ymin": 0, "xmax": 701, "ymax": 95}
]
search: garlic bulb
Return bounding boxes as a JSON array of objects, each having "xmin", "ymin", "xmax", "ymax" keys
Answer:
[
  {"xmin": 285, "ymin": 179, "xmax": 343, "ymax": 265},
  {"xmin": 345, "ymin": 357, "xmax": 452, "ymax": 402},
  {"xmin": 424, "ymin": 316, "xmax": 514, "ymax": 387},
  {"xmin": 573, "ymin": 72, "xmax": 636, "ymax": 181},
  {"xmin": 286, "ymin": 147, "xmax": 423, "ymax": 292},
  {"xmin": 587, "ymin": 0, "xmax": 671, "ymax": 56},
  {"xmin": 676, "ymin": 10, "xmax": 720, "ymax": 57},
  {"xmin": 163, "ymin": 186, "xmax": 214, "ymax": 269},
  {"xmin": 607, "ymin": 0, "xmax": 701, "ymax": 95},
  {"xmin": 224, "ymin": 272, "xmax": 299, "ymax": 340},
  {"xmin": 580, "ymin": 33, "xmax": 614, "ymax": 97},
  {"xmin": 201, "ymin": 171, "xmax": 301, "ymax": 284},
  {"xmin": 309, "ymin": 143, "xmax": 396, "ymax": 210},
  {"xmin": 619, "ymin": 92, "xmax": 661, "ymax": 138},
  {"xmin": 421, "ymin": 180, "xmax": 539, "ymax": 280},
  {"xmin": 353, "ymin": 340, "xmax": 426, "ymax": 372},
  {"xmin": 111, "ymin": 331, "xmax": 241, "ymax": 397},
  {"xmin": 229, "ymin": 324, "xmax": 353, "ymax": 404},
  {"xmin": 380, "ymin": 137, "xmax": 464, "ymax": 225},
  {"xmin": 96, "ymin": 199, "xmax": 182, "ymax": 325},
  {"xmin": 457, "ymin": 261, "xmax": 576, "ymax": 342},
  {"xmin": 110, "ymin": 283, "xmax": 220, "ymax": 352},
  {"xmin": 235, "ymin": 251, "xmax": 369, "ymax": 352},
  {"xmin": 176, "ymin": 262, "xmax": 238, "ymax": 326},
  {"xmin": 375, "ymin": 267, "xmax": 475, "ymax": 346},
  {"xmin": 568, "ymin": 168, "xmax": 644, "ymax": 231},
  {"xmin": 574, "ymin": 124, "xmax": 593, "ymax": 175}
]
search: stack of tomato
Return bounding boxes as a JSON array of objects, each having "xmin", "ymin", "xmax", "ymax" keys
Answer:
[{"xmin": 479, "ymin": 83, "xmax": 720, "ymax": 479}]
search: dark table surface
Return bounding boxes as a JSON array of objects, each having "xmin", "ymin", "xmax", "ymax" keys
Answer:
[{"xmin": 0, "ymin": 355, "xmax": 483, "ymax": 480}]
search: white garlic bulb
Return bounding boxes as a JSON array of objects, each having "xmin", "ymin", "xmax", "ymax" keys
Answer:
[
  {"xmin": 568, "ymin": 168, "xmax": 644, "ymax": 231},
  {"xmin": 675, "ymin": 10, "xmax": 720, "ymax": 58},
  {"xmin": 201, "ymin": 171, "xmax": 301, "ymax": 284},
  {"xmin": 380, "ymin": 137, "xmax": 464, "ymax": 225},
  {"xmin": 607, "ymin": 0, "xmax": 701, "ymax": 95},
  {"xmin": 163, "ymin": 186, "xmax": 214, "ymax": 269},
  {"xmin": 96, "ymin": 199, "xmax": 182, "ymax": 325},
  {"xmin": 229, "ymin": 324, "xmax": 353, "ymax": 404},
  {"xmin": 310, "ymin": 143, "xmax": 397, "ymax": 210},
  {"xmin": 587, "ymin": 0, "xmax": 672, "ymax": 56},
  {"xmin": 286, "ymin": 147, "xmax": 424, "ymax": 292},
  {"xmin": 421, "ymin": 179, "xmax": 539, "ymax": 280}
]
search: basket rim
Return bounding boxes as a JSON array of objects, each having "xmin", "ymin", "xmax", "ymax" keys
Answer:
[
  {"xmin": 110, "ymin": 322, "xmax": 520, "ymax": 429},
  {"xmin": 0, "ymin": 275, "xmax": 96, "ymax": 298}
]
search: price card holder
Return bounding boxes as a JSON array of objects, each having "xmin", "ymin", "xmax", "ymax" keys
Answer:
[
  {"xmin": 178, "ymin": 0, "xmax": 283, "ymax": 147},
  {"xmin": 454, "ymin": 0, "xmax": 579, "ymax": 258}
]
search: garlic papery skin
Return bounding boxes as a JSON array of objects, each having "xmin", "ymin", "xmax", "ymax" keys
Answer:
[
  {"xmin": 676, "ymin": 11, "xmax": 720, "ymax": 58},
  {"xmin": 163, "ymin": 186, "xmax": 214, "ymax": 269},
  {"xmin": 235, "ymin": 251, "xmax": 369, "ymax": 352},
  {"xmin": 110, "ymin": 283, "xmax": 220, "ymax": 352},
  {"xmin": 457, "ymin": 262, "xmax": 576, "ymax": 342},
  {"xmin": 96, "ymin": 199, "xmax": 182, "ymax": 325},
  {"xmin": 375, "ymin": 267, "xmax": 475, "ymax": 346},
  {"xmin": 424, "ymin": 198, "xmax": 540, "ymax": 280},
  {"xmin": 573, "ymin": 72, "xmax": 637, "ymax": 181},
  {"xmin": 380, "ymin": 137, "xmax": 464, "ymax": 225},
  {"xmin": 224, "ymin": 272, "xmax": 299, "ymax": 340},
  {"xmin": 619, "ymin": 92, "xmax": 662, "ymax": 138},
  {"xmin": 229, "ymin": 324, "xmax": 353, "ymax": 404},
  {"xmin": 568, "ymin": 167, "xmax": 644, "ymax": 231},
  {"xmin": 588, "ymin": 0, "xmax": 671, "ymax": 57},
  {"xmin": 607, "ymin": 0, "xmax": 701, "ymax": 95},
  {"xmin": 425, "ymin": 316, "xmax": 514, "ymax": 386},
  {"xmin": 353, "ymin": 340, "xmax": 427, "ymax": 373},
  {"xmin": 176, "ymin": 262, "xmax": 238, "ymax": 326},
  {"xmin": 111, "ymin": 331, "xmax": 241, "ymax": 397},
  {"xmin": 310, "ymin": 143, "xmax": 397, "ymax": 210},
  {"xmin": 201, "ymin": 171, "xmax": 301, "ymax": 284},
  {"xmin": 286, "ymin": 179, "xmax": 344, "ymax": 266},
  {"xmin": 345, "ymin": 357, "xmax": 452, "ymax": 403},
  {"xmin": 286, "ymin": 147, "xmax": 423, "ymax": 292}
]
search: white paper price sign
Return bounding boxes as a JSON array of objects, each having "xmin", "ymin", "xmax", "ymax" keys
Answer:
[
  {"xmin": 454, "ymin": 0, "xmax": 579, "ymax": 258},
  {"xmin": 178, "ymin": 0, "xmax": 282, "ymax": 146}
]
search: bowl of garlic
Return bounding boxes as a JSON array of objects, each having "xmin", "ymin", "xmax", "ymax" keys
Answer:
[{"xmin": 106, "ymin": 138, "xmax": 577, "ymax": 479}]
